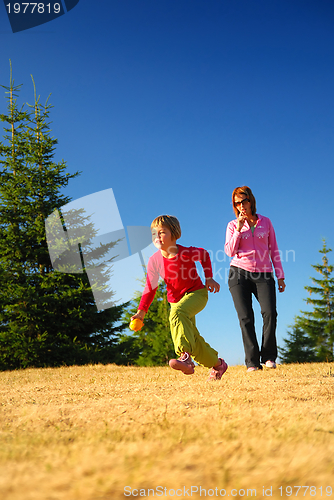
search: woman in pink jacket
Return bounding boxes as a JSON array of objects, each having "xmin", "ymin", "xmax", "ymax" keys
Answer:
[{"xmin": 225, "ymin": 186, "xmax": 286, "ymax": 372}]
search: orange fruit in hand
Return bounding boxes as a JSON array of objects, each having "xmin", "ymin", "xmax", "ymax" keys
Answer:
[{"xmin": 129, "ymin": 319, "xmax": 144, "ymax": 331}]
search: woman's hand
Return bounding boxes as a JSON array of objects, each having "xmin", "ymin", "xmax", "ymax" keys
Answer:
[
  {"xmin": 236, "ymin": 208, "xmax": 247, "ymax": 232},
  {"xmin": 278, "ymin": 279, "xmax": 286, "ymax": 293},
  {"xmin": 206, "ymin": 277, "xmax": 220, "ymax": 293}
]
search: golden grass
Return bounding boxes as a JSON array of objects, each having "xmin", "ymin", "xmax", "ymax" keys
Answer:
[{"xmin": 0, "ymin": 363, "xmax": 333, "ymax": 500}]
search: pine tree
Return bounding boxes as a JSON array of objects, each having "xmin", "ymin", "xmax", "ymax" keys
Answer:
[
  {"xmin": 302, "ymin": 241, "xmax": 334, "ymax": 361},
  {"xmin": 279, "ymin": 324, "xmax": 317, "ymax": 363},
  {"xmin": 120, "ymin": 281, "xmax": 176, "ymax": 366},
  {"xmin": 279, "ymin": 240, "xmax": 334, "ymax": 363},
  {"xmin": 0, "ymin": 65, "xmax": 127, "ymax": 369}
]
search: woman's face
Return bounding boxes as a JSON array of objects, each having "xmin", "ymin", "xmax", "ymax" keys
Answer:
[{"xmin": 234, "ymin": 194, "xmax": 252, "ymax": 216}]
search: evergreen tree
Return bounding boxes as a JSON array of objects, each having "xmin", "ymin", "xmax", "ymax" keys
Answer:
[
  {"xmin": 121, "ymin": 281, "xmax": 176, "ymax": 366},
  {"xmin": 279, "ymin": 241, "xmax": 334, "ymax": 363},
  {"xmin": 0, "ymin": 65, "xmax": 127, "ymax": 369},
  {"xmin": 302, "ymin": 241, "xmax": 334, "ymax": 361},
  {"xmin": 279, "ymin": 324, "xmax": 317, "ymax": 363}
]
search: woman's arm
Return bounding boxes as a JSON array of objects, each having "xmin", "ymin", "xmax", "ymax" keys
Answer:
[
  {"xmin": 277, "ymin": 279, "xmax": 286, "ymax": 293},
  {"xmin": 224, "ymin": 220, "xmax": 242, "ymax": 257},
  {"xmin": 267, "ymin": 218, "xmax": 285, "ymax": 286}
]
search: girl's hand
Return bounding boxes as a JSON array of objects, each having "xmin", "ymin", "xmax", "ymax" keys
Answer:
[
  {"xmin": 278, "ymin": 279, "xmax": 286, "ymax": 293},
  {"xmin": 206, "ymin": 278, "xmax": 220, "ymax": 293},
  {"xmin": 131, "ymin": 310, "xmax": 146, "ymax": 321}
]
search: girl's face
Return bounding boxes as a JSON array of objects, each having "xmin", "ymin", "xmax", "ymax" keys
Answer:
[
  {"xmin": 234, "ymin": 195, "xmax": 252, "ymax": 216},
  {"xmin": 152, "ymin": 225, "xmax": 176, "ymax": 251}
]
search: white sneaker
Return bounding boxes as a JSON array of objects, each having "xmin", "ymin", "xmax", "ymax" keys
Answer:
[{"xmin": 264, "ymin": 360, "xmax": 276, "ymax": 369}]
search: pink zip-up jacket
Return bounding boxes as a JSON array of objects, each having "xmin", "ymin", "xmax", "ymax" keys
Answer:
[{"xmin": 225, "ymin": 214, "xmax": 285, "ymax": 279}]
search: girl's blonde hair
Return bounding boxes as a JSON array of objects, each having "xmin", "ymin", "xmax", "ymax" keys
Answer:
[{"xmin": 151, "ymin": 215, "xmax": 181, "ymax": 240}]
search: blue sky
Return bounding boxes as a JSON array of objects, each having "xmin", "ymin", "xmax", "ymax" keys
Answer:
[{"xmin": 1, "ymin": 0, "xmax": 334, "ymax": 366}]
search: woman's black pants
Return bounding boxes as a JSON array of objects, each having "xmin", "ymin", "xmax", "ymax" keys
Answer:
[{"xmin": 228, "ymin": 266, "xmax": 277, "ymax": 368}]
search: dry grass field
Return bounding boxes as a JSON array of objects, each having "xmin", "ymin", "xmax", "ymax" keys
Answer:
[{"xmin": 0, "ymin": 363, "xmax": 333, "ymax": 500}]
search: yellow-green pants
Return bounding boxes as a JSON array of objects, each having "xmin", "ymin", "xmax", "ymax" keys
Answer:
[{"xmin": 169, "ymin": 288, "xmax": 219, "ymax": 368}]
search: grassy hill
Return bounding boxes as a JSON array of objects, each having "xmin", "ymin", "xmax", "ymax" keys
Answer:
[{"xmin": 0, "ymin": 363, "xmax": 333, "ymax": 499}]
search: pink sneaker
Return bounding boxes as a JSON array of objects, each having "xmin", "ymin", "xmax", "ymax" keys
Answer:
[
  {"xmin": 169, "ymin": 352, "xmax": 195, "ymax": 375},
  {"xmin": 208, "ymin": 358, "xmax": 228, "ymax": 380}
]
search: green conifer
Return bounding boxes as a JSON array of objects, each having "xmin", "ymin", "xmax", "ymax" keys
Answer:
[
  {"xmin": 279, "ymin": 324, "xmax": 316, "ymax": 363},
  {"xmin": 280, "ymin": 240, "xmax": 334, "ymax": 363},
  {"xmin": 0, "ymin": 65, "xmax": 126, "ymax": 369}
]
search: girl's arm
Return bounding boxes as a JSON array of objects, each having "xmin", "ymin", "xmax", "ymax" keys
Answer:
[
  {"xmin": 205, "ymin": 277, "xmax": 220, "ymax": 293},
  {"xmin": 134, "ymin": 255, "xmax": 160, "ymax": 316},
  {"xmin": 131, "ymin": 309, "xmax": 146, "ymax": 321},
  {"xmin": 194, "ymin": 247, "xmax": 220, "ymax": 293}
]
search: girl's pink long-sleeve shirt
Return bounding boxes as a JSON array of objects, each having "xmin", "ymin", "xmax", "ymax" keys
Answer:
[{"xmin": 225, "ymin": 214, "xmax": 285, "ymax": 279}]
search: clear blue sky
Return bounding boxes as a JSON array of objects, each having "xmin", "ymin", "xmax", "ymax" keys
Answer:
[{"xmin": 1, "ymin": 0, "xmax": 334, "ymax": 365}]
